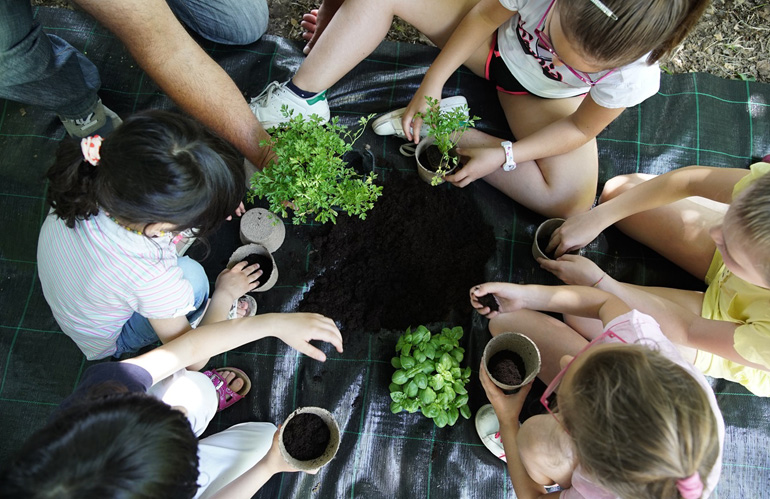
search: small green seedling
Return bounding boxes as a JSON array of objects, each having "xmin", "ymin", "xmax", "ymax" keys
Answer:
[
  {"xmin": 250, "ymin": 107, "xmax": 383, "ymax": 224},
  {"xmin": 416, "ymin": 96, "xmax": 479, "ymax": 185},
  {"xmin": 389, "ymin": 325, "xmax": 472, "ymax": 428}
]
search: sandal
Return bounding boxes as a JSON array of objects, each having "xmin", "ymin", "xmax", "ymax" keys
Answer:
[
  {"xmin": 227, "ymin": 295, "xmax": 257, "ymax": 320},
  {"xmin": 475, "ymin": 404, "xmax": 507, "ymax": 462},
  {"xmin": 204, "ymin": 367, "xmax": 252, "ymax": 412}
]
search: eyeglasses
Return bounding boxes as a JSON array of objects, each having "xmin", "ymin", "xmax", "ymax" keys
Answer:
[
  {"xmin": 534, "ymin": 0, "xmax": 616, "ymax": 86},
  {"xmin": 540, "ymin": 329, "xmax": 627, "ymax": 427}
]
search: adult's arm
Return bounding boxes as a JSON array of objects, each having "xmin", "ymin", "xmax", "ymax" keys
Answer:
[
  {"xmin": 125, "ymin": 313, "xmax": 344, "ymax": 384},
  {"xmin": 549, "ymin": 166, "xmax": 750, "ymax": 255},
  {"xmin": 73, "ymin": 0, "xmax": 274, "ymax": 169}
]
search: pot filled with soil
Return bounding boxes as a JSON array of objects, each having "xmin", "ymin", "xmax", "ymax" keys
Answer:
[
  {"xmin": 414, "ymin": 136, "xmax": 460, "ymax": 186},
  {"xmin": 239, "ymin": 207, "xmax": 286, "ymax": 253},
  {"xmin": 227, "ymin": 243, "xmax": 278, "ymax": 292},
  {"xmin": 279, "ymin": 406, "xmax": 341, "ymax": 471},
  {"xmin": 532, "ymin": 218, "xmax": 566, "ymax": 261},
  {"xmin": 482, "ymin": 332, "xmax": 541, "ymax": 393}
]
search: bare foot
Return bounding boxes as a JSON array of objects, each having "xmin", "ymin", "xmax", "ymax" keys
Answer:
[
  {"xmin": 217, "ymin": 369, "xmax": 245, "ymax": 398},
  {"xmin": 300, "ymin": 0, "xmax": 345, "ymax": 55},
  {"xmin": 235, "ymin": 297, "xmax": 252, "ymax": 318}
]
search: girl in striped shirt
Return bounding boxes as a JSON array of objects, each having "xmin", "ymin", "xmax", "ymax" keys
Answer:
[{"xmin": 38, "ymin": 110, "xmax": 259, "ymax": 368}]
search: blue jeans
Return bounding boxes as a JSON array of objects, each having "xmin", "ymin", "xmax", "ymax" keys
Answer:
[
  {"xmin": 114, "ymin": 256, "xmax": 210, "ymax": 357},
  {"xmin": 0, "ymin": 0, "xmax": 268, "ymax": 117}
]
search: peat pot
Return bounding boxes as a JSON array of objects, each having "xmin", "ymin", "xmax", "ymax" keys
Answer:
[
  {"xmin": 482, "ymin": 332, "xmax": 541, "ymax": 393},
  {"xmin": 227, "ymin": 243, "xmax": 278, "ymax": 292},
  {"xmin": 414, "ymin": 136, "xmax": 460, "ymax": 186},
  {"xmin": 279, "ymin": 406, "xmax": 341, "ymax": 472},
  {"xmin": 239, "ymin": 208, "xmax": 286, "ymax": 253},
  {"xmin": 532, "ymin": 218, "xmax": 565, "ymax": 261}
]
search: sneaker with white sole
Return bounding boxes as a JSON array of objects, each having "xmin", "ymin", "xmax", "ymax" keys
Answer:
[
  {"xmin": 249, "ymin": 81, "xmax": 331, "ymax": 129},
  {"xmin": 59, "ymin": 99, "xmax": 122, "ymax": 138},
  {"xmin": 372, "ymin": 96, "xmax": 468, "ymax": 139},
  {"xmin": 475, "ymin": 404, "xmax": 507, "ymax": 462}
]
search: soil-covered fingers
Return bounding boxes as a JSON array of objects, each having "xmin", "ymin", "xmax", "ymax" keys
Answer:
[
  {"xmin": 215, "ymin": 263, "xmax": 262, "ymax": 297},
  {"xmin": 471, "ymin": 282, "xmax": 527, "ymax": 314},
  {"xmin": 469, "ymin": 284, "xmax": 501, "ymax": 318},
  {"xmin": 274, "ymin": 313, "xmax": 344, "ymax": 361}
]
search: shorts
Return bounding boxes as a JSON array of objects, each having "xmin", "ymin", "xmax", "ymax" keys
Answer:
[{"xmin": 485, "ymin": 32, "xmax": 533, "ymax": 96}]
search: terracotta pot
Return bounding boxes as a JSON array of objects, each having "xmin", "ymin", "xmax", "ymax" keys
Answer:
[
  {"xmin": 239, "ymin": 208, "xmax": 286, "ymax": 253},
  {"xmin": 279, "ymin": 406, "xmax": 341, "ymax": 472},
  {"xmin": 532, "ymin": 218, "xmax": 565, "ymax": 261},
  {"xmin": 415, "ymin": 136, "xmax": 459, "ymax": 186},
  {"xmin": 482, "ymin": 332, "xmax": 541, "ymax": 393},
  {"xmin": 227, "ymin": 243, "xmax": 278, "ymax": 292}
]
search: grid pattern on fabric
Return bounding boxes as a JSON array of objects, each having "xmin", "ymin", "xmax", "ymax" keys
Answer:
[{"xmin": 0, "ymin": 7, "xmax": 769, "ymax": 498}]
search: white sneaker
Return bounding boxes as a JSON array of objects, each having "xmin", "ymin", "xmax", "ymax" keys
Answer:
[
  {"xmin": 249, "ymin": 81, "xmax": 330, "ymax": 129},
  {"xmin": 371, "ymin": 96, "xmax": 468, "ymax": 139},
  {"xmin": 475, "ymin": 404, "xmax": 507, "ymax": 462}
]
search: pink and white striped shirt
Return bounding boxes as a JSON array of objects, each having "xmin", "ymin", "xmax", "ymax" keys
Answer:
[{"xmin": 37, "ymin": 210, "xmax": 195, "ymax": 359}]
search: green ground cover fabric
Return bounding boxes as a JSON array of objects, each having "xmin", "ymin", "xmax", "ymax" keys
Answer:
[{"xmin": 0, "ymin": 7, "xmax": 768, "ymax": 498}]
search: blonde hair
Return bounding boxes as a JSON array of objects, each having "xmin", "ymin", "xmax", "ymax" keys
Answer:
[
  {"xmin": 559, "ymin": 345, "xmax": 719, "ymax": 499},
  {"xmin": 729, "ymin": 171, "xmax": 770, "ymax": 283},
  {"xmin": 559, "ymin": 0, "xmax": 709, "ymax": 66}
]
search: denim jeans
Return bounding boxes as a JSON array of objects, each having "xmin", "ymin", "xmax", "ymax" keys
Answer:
[
  {"xmin": 114, "ymin": 256, "xmax": 210, "ymax": 357},
  {"xmin": 0, "ymin": 0, "xmax": 268, "ymax": 117}
]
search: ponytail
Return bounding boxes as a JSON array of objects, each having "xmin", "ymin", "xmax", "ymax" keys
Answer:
[{"xmin": 46, "ymin": 140, "xmax": 101, "ymax": 229}]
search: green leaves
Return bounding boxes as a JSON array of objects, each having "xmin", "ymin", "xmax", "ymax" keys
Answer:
[
  {"xmin": 250, "ymin": 107, "xmax": 382, "ymax": 224},
  {"xmin": 389, "ymin": 325, "xmax": 471, "ymax": 428}
]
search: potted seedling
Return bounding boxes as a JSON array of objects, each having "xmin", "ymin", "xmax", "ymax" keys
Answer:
[
  {"xmin": 279, "ymin": 406, "xmax": 341, "ymax": 471},
  {"xmin": 239, "ymin": 207, "xmax": 286, "ymax": 253},
  {"xmin": 389, "ymin": 325, "xmax": 472, "ymax": 428},
  {"xmin": 227, "ymin": 243, "xmax": 278, "ymax": 292},
  {"xmin": 482, "ymin": 332, "xmax": 541, "ymax": 393},
  {"xmin": 249, "ymin": 107, "xmax": 383, "ymax": 225},
  {"xmin": 414, "ymin": 96, "xmax": 479, "ymax": 186}
]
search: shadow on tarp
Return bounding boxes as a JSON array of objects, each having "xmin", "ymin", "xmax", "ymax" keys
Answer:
[{"xmin": 0, "ymin": 7, "xmax": 768, "ymax": 498}]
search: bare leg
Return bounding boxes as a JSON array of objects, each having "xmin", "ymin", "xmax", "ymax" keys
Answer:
[
  {"xmin": 489, "ymin": 309, "xmax": 589, "ymax": 384},
  {"xmin": 600, "ymin": 173, "xmax": 726, "ymax": 280},
  {"xmin": 293, "ymin": 0, "xmax": 487, "ymax": 92}
]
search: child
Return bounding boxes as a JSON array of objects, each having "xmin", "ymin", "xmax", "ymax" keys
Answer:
[
  {"xmin": 470, "ymin": 282, "xmax": 724, "ymax": 498},
  {"xmin": 38, "ymin": 110, "xmax": 258, "ymax": 367},
  {"xmin": 0, "ymin": 311, "xmax": 344, "ymax": 498},
  {"xmin": 541, "ymin": 162, "xmax": 770, "ymax": 396},
  {"xmin": 250, "ymin": 0, "xmax": 707, "ymax": 217}
]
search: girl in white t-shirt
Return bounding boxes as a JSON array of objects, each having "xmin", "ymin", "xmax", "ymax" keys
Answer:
[
  {"xmin": 251, "ymin": 0, "xmax": 708, "ymax": 217},
  {"xmin": 471, "ymin": 283, "xmax": 724, "ymax": 499},
  {"xmin": 38, "ymin": 111, "xmax": 259, "ymax": 368}
]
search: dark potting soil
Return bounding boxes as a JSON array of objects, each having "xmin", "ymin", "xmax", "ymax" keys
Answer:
[
  {"xmin": 478, "ymin": 293, "xmax": 499, "ymax": 312},
  {"xmin": 419, "ymin": 144, "xmax": 458, "ymax": 173},
  {"xmin": 488, "ymin": 350, "xmax": 525, "ymax": 386},
  {"xmin": 297, "ymin": 169, "xmax": 496, "ymax": 333},
  {"xmin": 239, "ymin": 253, "xmax": 273, "ymax": 287},
  {"xmin": 536, "ymin": 232, "xmax": 556, "ymax": 261},
  {"xmin": 283, "ymin": 413, "xmax": 331, "ymax": 461}
]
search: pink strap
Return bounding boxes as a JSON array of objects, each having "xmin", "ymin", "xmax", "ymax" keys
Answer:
[
  {"xmin": 676, "ymin": 472, "xmax": 703, "ymax": 499},
  {"xmin": 80, "ymin": 135, "xmax": 103, "ymax": 166}
]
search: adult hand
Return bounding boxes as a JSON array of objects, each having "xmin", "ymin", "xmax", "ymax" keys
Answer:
[
  {"xmin": 537, "ymin": 254, "xmax": 604, "ymax": 287},
  {"xmin": 444, "ymin": 146, "xmax": 504, "ymax": 187},
  {"xmin": 271, "ymin": 313, "xmax": 344, "ymax": 362},
  {"xmin": 480, "ymin": 361, "xmax": 532, "ymax": 420},
  {"xmin": 214, "ymin": 261, "xmax": 262, "ymax": 301},
  {"xmin": 470, "ymin": 282, "xmax": 527, "ymax": 318},
  {"xmin": 545, "ymin": 210, "xmax": 606, "ymax": 258}
]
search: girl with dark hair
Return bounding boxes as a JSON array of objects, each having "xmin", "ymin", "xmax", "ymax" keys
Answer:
[
  {"xmin": 470, "ymin": 283, "xmax": 723, "ymax": 499},
  {"xmin": 0, "ymin": 312, "xmax": 344, "ymax": 499},
  {"xmin": 38, "ymin": 110, "xmax": 257, "ymax": 367}
]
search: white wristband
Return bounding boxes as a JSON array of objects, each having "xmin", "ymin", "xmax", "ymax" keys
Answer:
[{"xmin": 501, "ymin": 141, "xmax": 517, "ymax": 171}]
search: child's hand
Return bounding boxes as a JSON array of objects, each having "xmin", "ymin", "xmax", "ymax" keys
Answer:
[
  {"xmin": 269, "ymin": 313, "xmax": 344, "ymax": 362},
  {"xmin": 402, "ymin": 85, "xmax": 442, "ymax": 142},
  {"xmin": 264, "ymin": 426, "xmax": 319, "ymax": 475},
  {"xmin": 538, "ymin": 254, "xmax": 604, "ymax": 287},
  {"xmin": 480, "ymin": 361, "xmax": 532, "ymax": 420},
  {"xmin": 444, "ymin": 146, "xmax": 505, "ymax": 187},
  {"xmin": 215, "ymin": 261, "xmax": 263, "ymax": 301},
  {"xmin": 470, "ymin": 282, "xmax": 527, "ymax": 318},
  {"xmin": 545, "ymin": 211, "xmax": 606, "ymax": 258}
]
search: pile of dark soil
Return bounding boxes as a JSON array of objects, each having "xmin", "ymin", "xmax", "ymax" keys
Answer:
[
  {"xmin": 487, "ymin": 350, "xmax": 525, "ymax": 386},
  {"xmin": 283, "ymin": 413, "xmax": 330, "ymax": 461},
  {"xmin": 297, "ymin": 169, "xmax": 495, "ymax": 333}
]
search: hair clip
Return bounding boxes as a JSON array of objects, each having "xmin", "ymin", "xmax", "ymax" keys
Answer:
[
  {"xmin": 80, "ymin": 135, "xmax": 103, "ymax": 166},
  {"xmin": 589, "ymin": 0, "xmax": 618, "ymax": 20}
]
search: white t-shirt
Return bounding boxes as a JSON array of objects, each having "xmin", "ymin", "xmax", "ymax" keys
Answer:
[
  {"xmin": 496, "ymin": 0, "xmax": 660, "ymax": 108},
  {"xmin": 561, "ymin": 311, "xmax": 725, "ymax": 499},
  {"xmin": 37, "ymin": 210, "xmax": 195, "ymax": 359}
]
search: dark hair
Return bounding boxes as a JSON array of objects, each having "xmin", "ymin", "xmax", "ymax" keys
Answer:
[
  {"xmin": 46, "ymin": 110, "xmax": 246, "ymax": 239},
  {"xmin": 559, "ymin": 0, "xmax": 709, "ymax": 66},
  {"xmin": 0, "ymin": 393, "xmax": 200, "ymax": 499}
]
